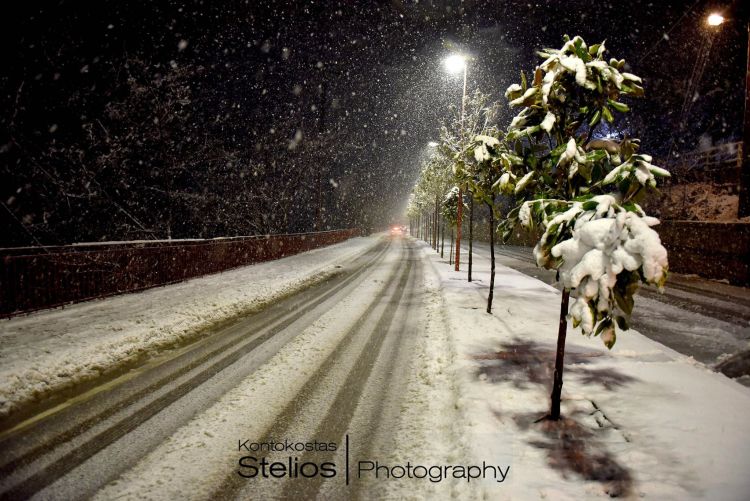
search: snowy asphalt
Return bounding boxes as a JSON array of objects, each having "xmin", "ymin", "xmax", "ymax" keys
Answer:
[
  {"xmin": 464, "ymin": 242, "xmax": 750, "ymax": 373},
  {"xmin": 0, "ymin": 236, "xmax": 430, "ymax": 499}
]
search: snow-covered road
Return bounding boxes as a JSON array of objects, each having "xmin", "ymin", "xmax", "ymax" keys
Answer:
[
  {"xmin": 0, "ymin": 235, "xmax": 458, "ymax": 500},
  {"xmin": 2, "ymin": 234, "xmax": 750, "ymax": 500}
]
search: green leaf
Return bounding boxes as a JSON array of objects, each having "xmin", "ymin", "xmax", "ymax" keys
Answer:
[
  {"xmin": 604, "ymin": 329, "xmax": 616, "ymax": 349},
  {"xmin": 613, "ymin": 287, "xmax": 634, "ymax": 316},
  {"xmin": 608, "ymin": 99, "xmax": 630, "ymax": 113},
  {"xmin": 615, "ymin": 315, "xmax": 629, "ymax": 331},
  {"xmin": 602, "ymin": 106, "xmax": 614, "ymax": 123},
  {"xmin": 589, "ymin": 109, "xmax": 601, "ymax": 126},
  {"xmin": 581, "ymin": 200, "xmax": 597, "ymax": 211},
  {"xmin": 594, "ymin": 317, "xmax": 611, "ymax": 336}
]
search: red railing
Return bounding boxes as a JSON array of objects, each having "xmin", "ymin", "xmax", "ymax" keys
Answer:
[{"xmin": 0, "ymin": 229, "xmax": 361, "ymax": 317}]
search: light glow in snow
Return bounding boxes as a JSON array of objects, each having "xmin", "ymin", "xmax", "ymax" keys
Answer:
[
  {"xmin": 444, "ymin": 54, "xmax": 466, "ymax": 74},
  {"xmin": 707, "ymin": 13, "xmax": 725, "ymax": 26}
]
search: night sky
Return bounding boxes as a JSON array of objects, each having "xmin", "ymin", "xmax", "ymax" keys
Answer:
[{"xmin": 1, "ymin": 0, "xmax": 746, "ymax": 246}]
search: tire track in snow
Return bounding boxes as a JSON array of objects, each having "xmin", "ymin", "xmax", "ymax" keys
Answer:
[
  {"xmin": 213, "ymin": 239, "xmax": 418, "ymax": 500},
  {"xmin": 0, "ymin": 238, "xmax": 393, "ymax": 500}
]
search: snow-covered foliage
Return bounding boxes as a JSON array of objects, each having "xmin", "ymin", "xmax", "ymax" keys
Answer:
[
  {"xmin": 439, "ymin": 89, "xmax": 501, "ymax": 185},
  {"xmin": 410, "ymin": 151, "xmax": 455, "ymax": 227},
  {"xmin": 504, "ymin": 35, "xmax": 644, "ymax": 144},
  {"xmin": 441, "ymin": 186, "xmax": 465, "ymax": 226},
  {"xmin": 531, "ymin": 195, "xmax": 667, "ymax": 346},
  {"xmin": 491, "ymin": 35, "xmax": 670, "ymax": 348}
]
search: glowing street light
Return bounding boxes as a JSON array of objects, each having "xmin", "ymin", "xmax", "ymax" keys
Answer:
[
  {"xmin": 706, "ymin": 13, "xmax": 725, "ymax": 26},
  {"xmin": 444, "ymin": 54, "xmax": 466, "ymax": 74}
]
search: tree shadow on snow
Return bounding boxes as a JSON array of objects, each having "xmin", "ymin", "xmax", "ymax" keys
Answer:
[
  {"xmin": 472, "ymin": 339, "xmax": 636, "ymax": 391},
  {"xmin": 474, "ymin": 339, "xmax": 637, "ymax": 497},
  {"xmin": 514, "ymin": 411, "xmax": 634, "ymax": 497}
]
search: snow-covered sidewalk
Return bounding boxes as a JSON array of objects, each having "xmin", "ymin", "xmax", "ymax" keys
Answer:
[
  {"xmin": 420, "ymin": 239, "xmax": 750, "ymax": 499},
  {"xmin": 0, "ymin": 236, "xmax": 379, "ymax": 422}
]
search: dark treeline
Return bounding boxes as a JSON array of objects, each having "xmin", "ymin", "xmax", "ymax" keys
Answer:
[
  {"xmin": 1, "ymin": 0, "xmax": 746, "ymax": 246},
  {"xmin": 0, "ymin": 1, "xmax": 428, "ymax": 246}
]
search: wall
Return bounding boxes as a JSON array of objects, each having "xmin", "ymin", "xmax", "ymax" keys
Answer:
[
  {"xmin": 467, "ymin": 217, "xmax": 749, "ymax": 286},
  {"xmin": 0, "ymin": 229, "xmax": 361, "ymax": 317}
]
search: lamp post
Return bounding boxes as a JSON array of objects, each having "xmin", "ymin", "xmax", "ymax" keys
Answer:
[
  {"xmin": 737, "ymin": 15, "xmax": 750, "ymax": 217},
  {"xmin": 707, "ymin": 12, "xmax": 750, "ymax": 217},
  {"xmin": 445, "ymin": 54, "xmax": 467, "ymax": 271}
]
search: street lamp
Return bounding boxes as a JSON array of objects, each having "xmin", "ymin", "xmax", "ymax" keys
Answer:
[
  {"xmin": 444, "ymin": 54, "xmax": 466, "ymax": 74},
  {"xmin": 707, "ymin": 12, "xmax": 750, "ymax": 217},
  {"xmin": 706, "ymin": 13, "xmax": 725, "ymax": 26},
  {"xmin": 690, "ymin": 11, "xmax": 749, "ymax": 218},
  {"xmin": 444, "ymin": 53, "xmax": 468, "ymax": 271}
]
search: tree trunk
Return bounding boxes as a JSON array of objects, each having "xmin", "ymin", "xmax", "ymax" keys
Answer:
[
  {"xmin": 487, "ymin": 199, "xmax": 496, "ymax": 314},
  {"xmin": 449, "ymin": 228, "xmax": 454, "ymax": 265},
  {"xmin": 440, "ymin": 218, "xmax": 445, "ymax": 258},
  {"xmin": 434, "ymin": 197, "xmax": 439, "ymax": 250},
  {"xmin": 431, "ymin": 213, "xmax": 434, "ymax": 247},
  {"xmin": 430, "ymin": 214, "xmax": 433, "ymax": 245},
  {"xmin": 550, "ymin": 289, "xmax": 571, "ymax": 420},
  {"xmin": 468, "ymin": 193, "xmax": 474, "ymax": 282}
]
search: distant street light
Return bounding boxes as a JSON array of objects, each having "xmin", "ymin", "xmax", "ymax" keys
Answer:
[
  {"xmin": 444, "ymin": 53, "xmax": 468, "ymax": 271},
  {"xmin": 707, "ymin": 13, "xmax": 725, "ymax": 26}
]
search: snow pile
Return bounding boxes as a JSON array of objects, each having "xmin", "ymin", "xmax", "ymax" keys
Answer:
[{"xmin": 0, "ymin": 236, "xmax": 378, "ymax": 422}]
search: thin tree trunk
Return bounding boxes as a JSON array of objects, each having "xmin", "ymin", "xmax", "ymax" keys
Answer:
[
  {"xmin": 468, "ymin": 193, "xmax": 474, "ymax": 282},
  {"xmin": 449, "ymin": 228, "xmax": 454, "ymax": 265},
  {"xmin": 430, "ymin": 214, "xmax": 433, "ymax": 245},
  {"xmin": 550, "ymin": 289, "xmax": 571, "ymax": 420},
  {"xmin": 487, "ymin": 199, "xmax": 496, "ymax": 314},
  {"xmin": 434, "ymin": 197, "xmax": 439, "ymax": 250},
  {"xmin": 430, "ymin": 214, "xmax": 434, "ymax": 247},
  {"xmin": 440, "ymin": 218, "xmax": 445, "ymax": 258}
]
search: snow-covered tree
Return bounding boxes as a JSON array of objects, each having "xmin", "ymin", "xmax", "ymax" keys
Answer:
[
  {"xmin": 464, "ymin": 133, "xmax": 508, "ymax": 313},
  {"xmin": 411, "ymin": 152, "xmax": 454, "ymax": 250},
  {"xmin": 440, "ymin": 90, "xmax": 501, "ymax": 280},
  {"xmin": 496, "ymin": 35, "xmax": 670, "ymax": 420}
]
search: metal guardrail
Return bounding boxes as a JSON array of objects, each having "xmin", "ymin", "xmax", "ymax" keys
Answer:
[{"xmin": 0, "ymin": 229, "xmax": 361, "ymax": 317}]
